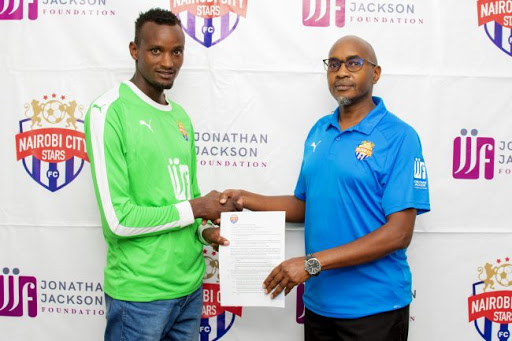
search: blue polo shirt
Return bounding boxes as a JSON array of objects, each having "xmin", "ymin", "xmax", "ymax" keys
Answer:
[{"xmin": 294, "ymin": 97, "xmax": 430, "ymax": 319}]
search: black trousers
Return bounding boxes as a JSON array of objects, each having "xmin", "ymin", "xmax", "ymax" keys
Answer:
[{"xmin": 305, "ymin": 305, "xmax": 409, "ymax": 341}]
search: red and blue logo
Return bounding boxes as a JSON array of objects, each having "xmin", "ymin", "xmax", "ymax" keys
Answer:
[
  {"xmin": 469, "ymin": 257, "xmax": 512, "ymax": 340},
  {"xmin": 170, "ymin": 0, "xmax": 248, "ymax": 48},
  {"xmin": 201, "ymin": 247, "xmax": 242, "ymax": 340},
  {"xmin": 14, "ymin": 94, "xmax": 89, "ymax": 192},
  {"xmin": 477, "ymin": 0, "xmax": 512, "ymax": 57}
]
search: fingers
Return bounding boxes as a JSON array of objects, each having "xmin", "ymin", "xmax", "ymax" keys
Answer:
[
  {"xmin": 202, "ymin": 227, "xmax": 230, "ymax": 248},
  {"xmin": 219, "ymin": 191, "xmax": 230, "ymax": 204},
  {"xmin": 264, "ymin": 275, "xmax": 292, "ymax": 299},
  {"xmin": 262, "ymin": 258, "xmax": 307, "ymax": 299}
]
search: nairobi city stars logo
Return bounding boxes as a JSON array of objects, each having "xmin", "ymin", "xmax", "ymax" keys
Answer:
[
  {"xmin": 201, "ymin": 246, "xmax": 242, "ymax": 340},
  {"xmin": 468, "ymin": 257, "xmax": 512, "ymax": 341},
  {"xmin": 0, "ymin": 0, "xmax": 38, "ymax": 20},
  {"xmin": 477, "ymin": 0, "xmax": 512, "ymax": 57},
  {"xmin": 453, "ymin": 128, "xmax": 495, "ymax": 180},
  {"xmin": 170, "ymin": 0, "xmax": 248, "ymax": 48},
  {"xmin": 14, "ymin": 93, "xmax": 89, "ymax": 192},
  {"xmin": 0, "ymin": 267, "xmax": 38, "ymax": 318}
]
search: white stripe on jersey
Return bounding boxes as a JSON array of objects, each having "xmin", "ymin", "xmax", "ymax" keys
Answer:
[{"xmin": 88, "ymin": 85, "xmax": 194, "ymax": 237}]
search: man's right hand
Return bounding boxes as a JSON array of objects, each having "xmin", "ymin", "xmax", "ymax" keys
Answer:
[{"xmin": 190, "ymin": 190, "xmax": 240, "ymax": 222}]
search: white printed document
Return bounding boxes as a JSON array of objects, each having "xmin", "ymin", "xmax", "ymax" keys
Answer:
[{"xmin": 219, "ymin": 211, "xmax": 285, "ymax": 308}]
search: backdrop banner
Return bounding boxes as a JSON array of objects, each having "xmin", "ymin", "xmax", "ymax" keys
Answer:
[{"xmin": 1, "ymin": 0, "xmax": 512, "ymax": 340}]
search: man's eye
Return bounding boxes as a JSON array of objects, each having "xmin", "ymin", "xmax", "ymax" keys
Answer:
[
  {"xmin": 329, "ymin": 61, "xmax": 340, "ymax": 69},
  {"xmin": 151, "ymin": 48, "xmax": 160, "ymax": 54},
  {"xmin": 173, "ymin": 50, "xmax": 183, "ymax": 56},
  {"xmin": 347, "ymin": 59, "xmax": 362, "ymax": 67}
]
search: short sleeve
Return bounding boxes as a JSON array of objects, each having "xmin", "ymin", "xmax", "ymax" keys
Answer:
[
  {"xmin": 381, "ymin": 129, "xmax": 430, "ymax": 216},
  {"xmin": 294, "ymin": 160, "xmax": 306, "ymax": 201}
]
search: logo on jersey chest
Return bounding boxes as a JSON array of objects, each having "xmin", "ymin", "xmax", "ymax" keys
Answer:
[
  {"xmin": 355, "ymin": 141, "xmax": 375, "ymax": 160},
  {"xmin": 178, "ymin": 121, "xmax": 189, "ymax": 141}
]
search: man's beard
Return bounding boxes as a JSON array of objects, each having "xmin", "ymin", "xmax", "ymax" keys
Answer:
[
  {"xmin": 151, "ymin": 80, "xmax": 173, "ymax": 91},
  {"xmin": 336, "ymin": 96, "xmax": 352, "ymax": 108}
]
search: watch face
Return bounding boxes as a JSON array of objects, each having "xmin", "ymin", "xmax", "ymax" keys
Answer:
[{"xmin": 306, "ymin": 258, "xmax": 321, "ymax": 275}]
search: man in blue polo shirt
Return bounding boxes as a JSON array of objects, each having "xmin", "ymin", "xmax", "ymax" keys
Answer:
[{"xmin": 220, "ymin": 35, "xmax": 430, "ymax": 340}]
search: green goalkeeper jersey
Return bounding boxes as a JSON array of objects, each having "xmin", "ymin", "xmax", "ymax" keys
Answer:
[{"xmin": 85, "ymin": 81, "xmax": 205, "ymax": 301}]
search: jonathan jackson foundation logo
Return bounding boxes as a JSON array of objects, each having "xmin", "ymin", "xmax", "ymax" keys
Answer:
[
  {"xmin": 468, "ymin": 257, "xmax": 512, "ymax": 341},
  {"xmin": 477, "ymin": 0, "xmax": 512, "ymax": 57},
  {"xmin": 0, "ymin": 0, "xmax": 38, "ymax": 20},
  {"xmin": 170, "ymin": 0, "xmax": 248, "ymax": 48},
  {"xmin": 14, "ymin": 93, "xmax": 89, "ymax": 192},
  {"xmin": 453, "ymin": 128, "xmax": 495, "ymax": 180},
  {"xmin": 0, "ymin": 267, "xmax": 37, "ymax": 318},
  {"xmin": 303, "ymin": 0, "xmax": 345, "ymax": 27},
  {"xmin": 201, "ymin": 247, "xmax": 242, "ymax": 340}
]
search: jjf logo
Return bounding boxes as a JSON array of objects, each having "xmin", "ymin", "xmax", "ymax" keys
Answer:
[
  {"xmin": 167, "ymin": 158, "xmax": 191, "ymax": 200},
  {"xmin": 201, "ymin": 247, "xmax": 242, "ymax": 340},
  {"xmin": 303, "ymin": 0, "xmax": 345, "ymax": 27},
  {"xmin": 477, "ymin": 0, "xmax": 512, "ymax": 57},
  {"xmin": 0, "ymin": 0, "xmax": 38, "ymax": 20},
  {"xmin": 414, "ymin": 158, "xmax": 427, "ymax": 180},
  {"xmin": 453, "ymin": 128, "xmax": 495, "ymax": 180},
  {"xmin": 413, "ymin": 157, "xmax": 428, "ymax": 190},
  {"xmin": 14, "ymin": 94, "xmax": 89, "ymax": 192},
  {"xmin": 170, "ymin": 0, "xmax": 248, "ymax": 48},
  {"xmin": 468, "ymin": 258, "xmax": 512, "ymax": 340},
  {"xmin": 0, "ymin": 267, "xmax": 37, "ymax": 318}
]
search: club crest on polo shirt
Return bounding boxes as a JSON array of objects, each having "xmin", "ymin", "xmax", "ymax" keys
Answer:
[
  {"xmin": 177, "ymin": 121, "xmax": 189, "ymax": 141},
  {"xmin": 355, "ymin": 141, "xmax": 375, "ymax": 160}
]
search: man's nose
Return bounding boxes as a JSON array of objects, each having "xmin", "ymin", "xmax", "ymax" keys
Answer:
[{"xmin": 161, "ymin": 53, "xmax": 174, "ymax": 68}]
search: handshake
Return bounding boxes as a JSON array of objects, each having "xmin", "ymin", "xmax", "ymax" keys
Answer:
[
  {"xmin": 189, "ymin": 189, "xmax": 244, "ymax": 249},
  {"xmin": 190, "ymin": 189, "xmax": 244, "ymax": 224}
]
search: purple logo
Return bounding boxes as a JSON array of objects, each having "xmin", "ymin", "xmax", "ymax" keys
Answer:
[
  {"xmin": 303, "ymin": 0, "xmax": 345, "ymax": 27},
  {"xmin": 0, "ymin": 268, "xmax": 37, "ymax": 318},
  {"xmin": 296, "ymin": 283, "xmax": 305, "ymax": 324},
  {"xmin": 453, "ymin": 128, "xmax": 495, "ymax": 180},
  {"xmin": 0, "ymin": 0, "xmax": 38, "ymax": 20},
  {"xmin": 171, "ymin": 0, "xmax": 248, "ymax": 48}
]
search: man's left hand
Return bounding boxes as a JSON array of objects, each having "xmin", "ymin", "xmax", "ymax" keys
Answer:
[
  {"xmin": 202, "ymin": 227, "xmax": 229, "ymax": 251},
  {"xmin": 263, "ymin": 257, "xmax": 310, "ymax": 298}
]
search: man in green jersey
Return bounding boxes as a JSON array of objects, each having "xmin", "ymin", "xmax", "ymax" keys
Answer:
[{"xmin": 85, "ymin": 8, "xmax": 237, "ymax": 341}]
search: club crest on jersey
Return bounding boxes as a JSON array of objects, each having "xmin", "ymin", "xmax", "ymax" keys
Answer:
[
  {"xmin": 177, "ymin": 121, "xmax": 189, "ymax": 141},
  {"xmin": 14, "ymin": 94, "xmax": 89, "ymax": 192},
  {"xmin": 355, "ymin": 141, "xmax": 375, "ymax": 160},
  {"xmin": 171, "ymin": 0, "xmax": 248, "ymax": 48}
]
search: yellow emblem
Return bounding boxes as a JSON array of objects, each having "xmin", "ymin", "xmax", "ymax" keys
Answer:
[{"xmin": 355, "ymin": 141, "xmax": 375, "ymax": 160}]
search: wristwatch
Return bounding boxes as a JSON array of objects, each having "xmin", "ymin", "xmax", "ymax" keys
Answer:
[{"xmin": 305, "ymin": 253, "xmax": 321, "ymax": 276}]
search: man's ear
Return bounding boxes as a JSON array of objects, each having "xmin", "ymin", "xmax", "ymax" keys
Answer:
[
  {"xmin": 129, "ymin": 41, "xmax": 138, "ymax": 61},
  {"xmin": 372, "ymin": 65, "xmax": 382, "ymax": 84}
]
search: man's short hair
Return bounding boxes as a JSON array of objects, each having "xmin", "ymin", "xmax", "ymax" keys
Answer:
[{"xmin": 134, "ymin": 8, "xmax": 181, "ymax": 45}]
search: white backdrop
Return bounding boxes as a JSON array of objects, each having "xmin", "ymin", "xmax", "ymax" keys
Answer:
[{"xmin": 1, "ymin": 0, "xmax": 512, "ymax": 340}]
